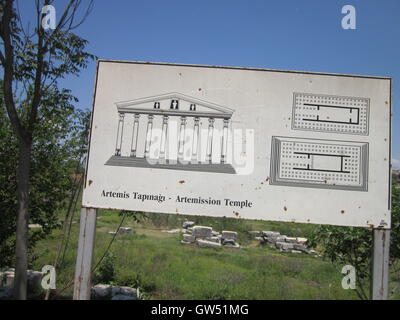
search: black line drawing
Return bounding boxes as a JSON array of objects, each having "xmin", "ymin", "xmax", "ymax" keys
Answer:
[
  {"xmin": 292, "ymin": 93, "xmax": 370, "ymax": 135},
  {"xmin": 105, "ymin": 92, "xmax": 236, "ymax": 174},
  {"xmin": 270, "ymin": 136, "xmax": 369, "ymax": 191}
]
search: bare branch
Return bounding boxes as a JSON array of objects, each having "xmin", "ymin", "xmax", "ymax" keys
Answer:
[
  {"xmin": 45, "ymin": 0, "xmax": 75, "ymax": 43},
  {"xmin": 68, "ymin": 0, "xmax": 94, "ymax": 31},
  {"xmin": 43, "ymin": 0, "xmax": 93, "ymax": 50},
  {"xmin": 15, "ymin": 0, "xmax": 28, "ymax": 39}
]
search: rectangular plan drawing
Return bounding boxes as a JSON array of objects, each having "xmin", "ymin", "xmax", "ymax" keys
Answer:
[
  {"xmin": 292, "ymin": 93, "xmax": 369, "ymax": 135},
  {"xmin": 270, "ymin": 136, "xmax": 369, "ymax": 191}
]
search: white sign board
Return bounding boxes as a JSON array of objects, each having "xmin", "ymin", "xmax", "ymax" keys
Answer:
[{"xmin": 83, "ymin": 60, "xmax": 392, "ymax": 228}]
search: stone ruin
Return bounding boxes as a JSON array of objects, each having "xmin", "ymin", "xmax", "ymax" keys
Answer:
[
  {"xmin": 249, "ymin": 231, "xmax": 318, "ymax": 255},
  {"xmin": 0, "ymin": 269, "xmax": 140, "ymax": 300},
  {"xmin": 91, "ymin": 284, "xmax": 139, "ymax": 300},
  {"xmin": 180, "ymin": 222, "xmax": 240, "ymax": 249},
  {"xmin": 108, "ymin": 227, "xmax": 133, "ymax": 236},
  {"xmin": 0, "ymin": 268, "xmax": 44, "ymax": 298}
]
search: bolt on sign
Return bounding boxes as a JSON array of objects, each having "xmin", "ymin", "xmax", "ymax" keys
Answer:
[{"xmin": 83, "ymin": 60, "xmax": 392, "ymax": 228}]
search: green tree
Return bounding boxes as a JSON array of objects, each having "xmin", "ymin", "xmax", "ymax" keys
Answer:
[
  {"xmin": 0, "ymin": 89, "xmax": 89, "ymax": 268},
  {"xmin": 0, "ymin": 0, "xmax": 94, "ymax": 299},
  {"xmin": 308, "ymin": 186, "xmax": 400, "ymax": 300}
]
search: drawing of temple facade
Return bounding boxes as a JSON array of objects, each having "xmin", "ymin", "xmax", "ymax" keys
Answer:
[{"xmin": 105, "ymin": 92, "xmax": 236, "ymax": 174}]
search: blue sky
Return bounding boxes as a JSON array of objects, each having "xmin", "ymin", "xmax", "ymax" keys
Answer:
[{"xmin": 19, "ymin": 0, "xmax": 400, "ymax": 167}]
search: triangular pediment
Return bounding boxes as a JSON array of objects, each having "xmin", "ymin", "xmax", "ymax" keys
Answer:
[{"xmin": 115, "ymin": 92, "xmax": 234, "ymax": 118}]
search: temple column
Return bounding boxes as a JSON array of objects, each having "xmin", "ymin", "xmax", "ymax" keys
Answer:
[
  {"xmin": 178, "ymin": 116, "xmax": 187, "ymax": 161},
  {"xmin": 130, "ymin": 114, "xmax": 140, "ymax": 157},
  {"xmin": 115, "ymin": 113, "xmax": 125, "ymax": 156},
  {"xmin": 206, "ymin": 118, "xmax": 215, "ymax": 163},
  {"xmin": 160, "ymin": 115, "xmax": 169, "ymax": 161},
  {"xmin": 191, "ymin": 117, "xmax": 200, "ymax": 163},
  {"xmin": 144, "ymin": 115, "xmax": 154, "ymax": 158},
  {"xmin": 220, "ymin": 118, "xmax": 229, "ymax": 164}
]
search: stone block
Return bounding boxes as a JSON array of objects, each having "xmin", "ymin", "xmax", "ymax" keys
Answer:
[
  {"xmin": 192, "ymin": 226, "xmax": 212, "ymax": 239},
  {"xmin": 118, "ymin": 227, "xmax": 133, "ymax": 234},
  {"xmin": 285, "ymin": 237, "xmax": 298, "ymax": 243},
  {"xmin": 92, "ymin": 284, "xmax": 112, "ymax": 298},
  {"xmin": 222, "ymin": 239, "xmax": 236, "ymax": 246},
  {"xmin": 205, "ymin": 236, "xmax": 221, "ymax": 244},
  {"xmin": 111, "ymin": 286, "xmax": 137, "ymax": 298},
  {"xmin": 196, "ymin": 239, "xmax": 222, "ymax": 248},
  {"xmin": 27, "ymin": 270, "xmax": 43, "ymax": 289},
  {"xmin": 221, "ymin": 231, "xmax": 238, "ymax": 241},
  {"xmin": 1, "ymin": 269, "xmax": 43, "ymax": 292},
  {"xmin": 275, "ymin": 235, "xmax": 287, "ymax": 242},
  {"xmin": 296, "ymin": 237, "xmax": 308, "ymax": 244},
  {"xmin": 265, "ymin": 237, "xmax": 277, "ymax": 244},
  {"xmin": 262, "ymin": 231, "xmax": 280, "ymax": 238},
  {"xmin": 92, "ymin": 285, "xmax": 138, "ymax": 300},
  {"xmin": 182, "ymin": 221, "xmax": 195, "ymax": 229},
  {"xmin": 275, "ymin": 242, "xmax": 294, "ymax": 251},
  {"xmin": 183, "ymin": 234, "xmax": 196, "ymax": 243}
]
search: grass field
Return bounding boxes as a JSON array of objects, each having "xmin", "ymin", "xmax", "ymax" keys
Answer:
[{"xmin": 30, "ymin": 207, "xmax": 378, "ymax": 300}]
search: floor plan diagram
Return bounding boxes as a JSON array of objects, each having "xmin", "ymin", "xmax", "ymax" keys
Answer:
[
  {"xmin": 270, "ymin": 136, "xmax": 369, "ymax": 191},
  {"xmin": 292, "ymin": 93, "xmax": 370, "ymax": 135}
]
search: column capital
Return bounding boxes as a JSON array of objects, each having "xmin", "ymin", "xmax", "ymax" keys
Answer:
[{"xmin": 179, "ymin": 116, "xmax": 187, "ymax": 128}]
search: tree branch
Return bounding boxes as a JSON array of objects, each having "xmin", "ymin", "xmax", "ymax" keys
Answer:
[
  {"xmin": 0, "ymin": 49, "xmax": 5, "ymax": 65},
  {"xmin": 27, "ymin": 0, "xmax": 49, "ymax": 133},
  {"xmin": 43, "ymin": 0, "xmax": 93, "ymax": 51},
  {"xmin": 42, "ymin": 0, "xmax": 75, "ymax": 50},
  {"xmin": 1, "ymin": 0, "xmax": 25, "ymax": 141}
]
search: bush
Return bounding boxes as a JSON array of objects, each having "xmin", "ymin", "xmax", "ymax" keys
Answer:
[
  {"xmin": 93, "ymin": 252, "xmax": 116, "ymax": 284},
  {"xmin": 308, "ymin": 185, "xmax": 400, "ymax": 299}
]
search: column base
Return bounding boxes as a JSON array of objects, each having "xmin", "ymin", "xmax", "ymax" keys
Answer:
[{"xmin": 105, "ymin": 156, "xmax": 236, "ymax": 174}]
